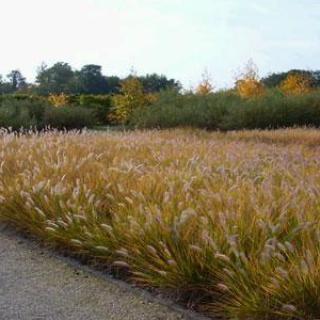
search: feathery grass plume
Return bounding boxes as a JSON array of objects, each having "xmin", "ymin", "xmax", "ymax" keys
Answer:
[
  {"xmin": 147, "ymin": 245, "xmax": 158, "ymax": 255},
  {"xmin": 189, "ymin": 245, "xmax": 202, "ymax": 253},
  {"xmin": 95, "ymin": 246, "xmax": 109, "ymax": 253},
  {"xmin": 116, "ymin": 248, "xmax": 129, "ymax": 257},
  {"xmin": 167, "ymin": 259, "xmax": 177, "ymax": 266},
  {"xmin": 215, "ymin": 253, "xmax": 231, "ymax": 263},
  {"xmin": 100, "ymin": 223, "xmax": 114, "ymax": 236},
  {"xmin": 156, "ymin": 270, "xmax": 167, "ymax": 277},
  {"xmin": 57, "ymin": 219, "xmax": 69, "ymax": 229},
  {"xmin": 113, "ymin": 261, "xmax": 130, "ymax": 268},
  {"xmin": 73, "ymin": 214, "xmax": 87, "ymax": 222},
  {"xmin": 70, "ymin": 239, "xmax": 83, "ymax": 246},
  {"xmin": 46, "ymin": 221, "xmax": 59, "ymax": 229},
  {"xmin": 281, "ymin": 304, "xmax": 297, "ymax": 313},
  {"xmin": 217, "ymin": 283, "xmax": 230, "ymax": 292},
  {"xmin": 34, "ymin": 207, "xmax": 46, "ymax": 219}
]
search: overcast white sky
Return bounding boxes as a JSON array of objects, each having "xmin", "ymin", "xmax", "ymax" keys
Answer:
[{"xmin": 0, "ymin": 0, "xmax": 319, "ymax": 88}]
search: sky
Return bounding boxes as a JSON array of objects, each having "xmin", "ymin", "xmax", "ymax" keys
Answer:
[{"xmin": 0, "ymin": 0, "xmax": 319, "ymax": 88}]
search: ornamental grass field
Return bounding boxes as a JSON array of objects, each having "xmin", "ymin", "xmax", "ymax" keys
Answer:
[{"xmin": 1, "ymin": 128, "xmax": 320, "ymax": 319}]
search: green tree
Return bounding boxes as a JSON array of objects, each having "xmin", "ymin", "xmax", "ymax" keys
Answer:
[
  {"xmin": 105, "ymin": 76, "xmax": 121, "ymax": 94},
  {"xmin": 138, "ymin": 73, "xmax": 181, "ymax": 93},
  {"xmin": 78, "ymin": 64, "xmax": 108, "ymax": 94},
  {"xmin": 35, "ymin": 62, "xmax": 75, "ymax": 94},
  {"xmin": 6, "ymin": 70, "xmax": 27, "ymax": 92}
]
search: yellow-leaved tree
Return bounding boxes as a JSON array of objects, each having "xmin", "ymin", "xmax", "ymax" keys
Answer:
[
  {"xmin": 110, "ymin": 76, "xmax": 157, "ymax": 124},
  {"xmin": 235, "ymin": 59, "xmax": 265, "ymax": 98},
  {"xmin": 196, "ymin": 70, "xmax": 214, "ymax": 96},
  {"xmin": 279, "ymin": 73, "xmax": 312, "ymax": 95},
  {"xmin": 48, "ymin": 93, "xmax": 69, "ymax": 107}
]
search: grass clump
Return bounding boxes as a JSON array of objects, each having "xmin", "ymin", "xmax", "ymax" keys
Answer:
[{"xmin": 1, "ymin": 128, "xmax": 320, "ymax": 319}]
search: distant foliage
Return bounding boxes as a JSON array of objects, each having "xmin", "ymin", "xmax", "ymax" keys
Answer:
[
  {"xmin": 279, "ymin": 73, "xmax": 313, "ymax": 95},
  {"xmin": 236, "ymin": 59, "xmax": 265, "ymax": 98}
]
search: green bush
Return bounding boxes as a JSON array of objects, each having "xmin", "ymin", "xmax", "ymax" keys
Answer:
[
  {"xmin": 222, "ymin": 90, "xmax": 320, "ymax": 130},
  {"xmin": 79, "ymin": 95, "xmax": 112, "ymax": 124},
  {"xmin": 43, "ymin": 106, "xmax": 96, "ymax": 130},
  {"xmin": 44, "ymin": 94, "xmax": 112, "ymax": 124},
  {"xmin": 0, "ymin": 105, "xmax": 36, "ymax": 130},
  {"xmin": 0, "ymin": 96, "xmax": 96, "ymax": 130},
  {"xmin": 0, "ymin": 98, "xmax": 48, "ymax": 130},
  {"xmin": 130, "ymin": 89, "xmax": 320, "ymax": 130},
  {"xmin": 129, "ymin": 89, "xmax": 237, "ymax": 129},
  {"xmin": 0, "ymin": 94, "xmax": 47, "ymax": 104}
]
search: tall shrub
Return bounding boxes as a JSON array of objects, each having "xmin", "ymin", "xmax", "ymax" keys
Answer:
[
  {"xmin": 196, "ymin": 70, "xmax": 214, "ymax": 96},
  {"xmin": 279, "ymin": 74, "xmax": 312, "ymax": 95},
  {"xmin": 236, "ymin": 60, "xmax": 265, "ymax": 98},
  {"xmin": 110, "ymin": 77, "xmax": 156, "ymax": 124}
]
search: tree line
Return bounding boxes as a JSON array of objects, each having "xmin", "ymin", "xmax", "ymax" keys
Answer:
[
  {"xmin": 1, "ymin": 62, "xmax": 320, "ymax": 96},
  {"xmin": 0, "ymin": 62, "xmax": 181, "ymax": 95}
]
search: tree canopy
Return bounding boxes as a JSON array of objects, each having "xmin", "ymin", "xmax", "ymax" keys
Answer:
[{"xmin": 35, "ymin": 62, "xmax": 75, "ymax": 94}]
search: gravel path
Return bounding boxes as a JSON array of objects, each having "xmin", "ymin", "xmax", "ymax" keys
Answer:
[{"xmin": 0, "ymin": 227, "xmax": 208, "ymax": 320}]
